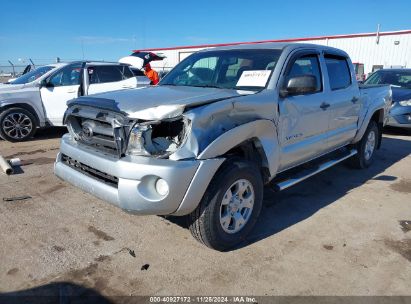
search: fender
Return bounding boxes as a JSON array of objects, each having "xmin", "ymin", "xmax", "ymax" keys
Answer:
[
  {"xmin": 197, "ymin": 119, "xmax": 280, "ymax": 177},
  {"xmin": 352, "ymin": 85, "xmax": 391, "ymax": 144},
  {"xmin": 0, "ymin": 100, "xmax": 45, "ymax": 127},
  {"xmin": 352, "ymin": 106, "xmax": 386, "ymax": 144}
]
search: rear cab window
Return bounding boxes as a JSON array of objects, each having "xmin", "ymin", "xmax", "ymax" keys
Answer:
[{"xmin": 324, "ymin": 55, "xmax": 352, "ymax": 90}]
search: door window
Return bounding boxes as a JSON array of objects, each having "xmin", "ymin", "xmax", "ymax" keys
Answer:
[
  {"xmin": 49, "ymin": 64, "xmax": 82, "ymax": 87},
  {"xmin": 324, "ymin": 55, "xmax": 352, "ymax": 90},
  {"xmin": 88, "ymin": 65, "xmax": 133, "ymax": 84},
  {"xmin": 286, "ymin": 54, "xmax": 322, "ymax": 92}
]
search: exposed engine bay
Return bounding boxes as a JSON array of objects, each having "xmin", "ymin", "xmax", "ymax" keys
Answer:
[{"xmin": 127, "ymin": 117, "xmax": 189, "ymax": 157}]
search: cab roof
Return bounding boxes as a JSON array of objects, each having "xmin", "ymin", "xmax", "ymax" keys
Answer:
[{"xmin": 198, "ymin": 42, "xmax": 349, "ymax": 58}]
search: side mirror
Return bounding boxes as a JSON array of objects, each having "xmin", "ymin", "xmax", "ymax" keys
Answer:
[{"xmin": 280, "ymin": 75, "xmax": 318, "ymax": 97}]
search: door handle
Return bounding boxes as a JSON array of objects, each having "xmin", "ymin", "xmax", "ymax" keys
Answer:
[
  {"xmin": 320, "ymin": 102, "xmax": 330, "ymax": 110},
  {"xmin": 67, "ymin": 89, "xmax": 77, "ymax": 93},
  {"xmin": 351, "ymin": 96, "xmax": 359, "ymax": 103}
]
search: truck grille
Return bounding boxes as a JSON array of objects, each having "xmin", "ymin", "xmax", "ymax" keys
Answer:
[
  {"xmin": 61, "ymin": 154, "xmax": 119, "ymax": 188},
  {"xmin": 66, "ymin": 113, "xmax": 128, "ymax": 157},
  {"xmin": 80, "ymin": 119, "xmax": 118, "ymax": 153}
]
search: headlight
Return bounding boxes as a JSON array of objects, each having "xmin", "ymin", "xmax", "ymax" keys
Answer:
[
  {"xmin": 399, "ymin": 99, "xmax": 411, "ymax": 106},
  {"xmin": 126, "ymin": 124, "xmax": 151, "ymax": 156},
  {"xmin": 126, "ymin": 117, "xmax": 189, "ymax": 157}
]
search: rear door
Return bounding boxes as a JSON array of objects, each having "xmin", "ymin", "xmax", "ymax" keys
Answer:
[
  {"xmin": 324, "ymin": 54, "xmax": 361, "ymax": 150},
  {"xmin": 40, "ymin": 63, "xmax": 82, "ymax": 126},
  {"xmin": 87, "ymin": 65, "xmax": 138, "ymax": 95},
  {"xmin": 278, "ymin": 51, "xmax": 330, "ymax": 171}
]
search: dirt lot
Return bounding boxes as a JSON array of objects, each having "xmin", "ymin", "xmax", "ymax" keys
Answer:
[{"xmin": 0, "ymin": 128, "xmax": 410, "ymax": 299}]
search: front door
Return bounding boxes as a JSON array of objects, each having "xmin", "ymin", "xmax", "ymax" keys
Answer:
[
  {"xmin": 278, "ymin": 52, "xmax": 330, "ymax": 171},
  {"xmin": 40, "ymin": 63, "xmax": 82, "ymax": 126}
]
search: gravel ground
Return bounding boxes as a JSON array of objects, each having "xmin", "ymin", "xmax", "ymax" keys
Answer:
[{"xmin": 0, "ymin": 127, "xmax": 410, "ymax": 300}]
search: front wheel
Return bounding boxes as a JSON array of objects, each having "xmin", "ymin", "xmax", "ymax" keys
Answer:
[
  {"xmin": 188, "ymin": 159, "xmax": 263, "ymax": 251},
  {"xmin": 0, "ymin": 108, "xmax": 37, "ymax": 142},
  {"xmin": 349, "ymin": 120, "xmax": 379, "ymax": 169}
]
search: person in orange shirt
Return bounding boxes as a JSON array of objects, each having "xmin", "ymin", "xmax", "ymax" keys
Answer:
[{"xmin": 144, "ymin": 63, "xmax": 159, "ymax": 85}]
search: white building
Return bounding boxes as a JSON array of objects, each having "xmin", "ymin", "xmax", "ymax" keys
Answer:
[{"xmin": 138, "ymin": 29, "xmax": 411, "ymax": 76}]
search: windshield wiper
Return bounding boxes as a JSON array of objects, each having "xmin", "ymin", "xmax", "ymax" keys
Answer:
[
  {"xmin": 161, "ymin": 84, "xmax": 228, "ymax": 89},
  {"xmin": 188, "ymin": 84, "xmax": 223, "ymax": 89}
]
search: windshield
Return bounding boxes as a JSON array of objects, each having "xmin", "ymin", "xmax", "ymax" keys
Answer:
[
  {"xmin": 365, "ymin": 70, "xmax": 411, "ymax": 89},
  {"xmin": 160, "ymin": 49, "xmax": 282, "ymax": 91},
  {"xmin": 10, "ymin": 66, "xmax": 55, "ymax": 84}
]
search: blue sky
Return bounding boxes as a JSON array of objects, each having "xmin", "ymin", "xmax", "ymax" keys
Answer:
[{"xmin": 0, "ymin": 0, "xmax": 410, "ymax": 65}]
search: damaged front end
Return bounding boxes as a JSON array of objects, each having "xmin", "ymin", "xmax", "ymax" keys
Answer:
[
  {"xmin": 64, "ymin": 104, "xmax": 190, "ymax": 159},
  {"xmin": 126, "ymin": 117, "xmax": 190, "ymax": 158}
]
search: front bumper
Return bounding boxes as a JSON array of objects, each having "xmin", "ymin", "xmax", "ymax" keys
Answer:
[{"xmin": 54, "ymin": 134, "xmax": 224, "ymax": 215}]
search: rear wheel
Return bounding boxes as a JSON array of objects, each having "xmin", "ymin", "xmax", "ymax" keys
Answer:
[
  {"xmin": 0, "ymin": 108, "xmax": 37, "ymax": 142},
  {"xmin": 349, "ymin": 120, "xmax": 379, "ymax": 169},
  {"xmin": 188, "ymin": 159, "xmax": 263, "ymax": 251}
]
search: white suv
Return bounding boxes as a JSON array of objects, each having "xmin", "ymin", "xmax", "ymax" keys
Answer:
[{"xmin": 0, "ymin": 61, "xmax": 150, "ymax": 142}]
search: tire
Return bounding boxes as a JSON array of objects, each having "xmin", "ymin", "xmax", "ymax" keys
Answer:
[
  {"xmin": 349, "ymin": 120, "xmax": 379, "ymax": 169},
  {"xmin": 188, "ymin": 159, "xmax": 263, "ymax": 251},
  {"xmin": 0, "ymin": 107, "xmax": 37, "ymax": 142}
]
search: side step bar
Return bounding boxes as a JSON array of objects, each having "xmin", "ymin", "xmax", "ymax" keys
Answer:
[{"xmin": 274, "ymin": 149, "xmax": 358, "ymax": 191}]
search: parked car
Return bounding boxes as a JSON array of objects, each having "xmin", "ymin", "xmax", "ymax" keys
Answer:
[
  {"xmin": 364, "ymin": 68, "xmax": 411, "ymax": 130},
  {"xmin": 0, "ymin": 62, "xmax": 150, "ymax": 142},
  {"xmin": 55, "ymin": 43, "xmax": 392, "ymax": 250}
]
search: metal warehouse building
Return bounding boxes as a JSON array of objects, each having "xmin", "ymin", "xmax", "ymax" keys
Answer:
[{"xmin": 140, "ymin": 29, "xmax": 411, "ymax": 76}]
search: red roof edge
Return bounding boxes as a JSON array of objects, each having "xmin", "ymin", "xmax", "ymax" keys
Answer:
[{"xmin": 133, "ymin": 29, "xmax": 411, "ymax": 52}]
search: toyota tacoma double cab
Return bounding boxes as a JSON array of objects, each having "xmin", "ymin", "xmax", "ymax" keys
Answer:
[
  {"xmin": 54, "ymin": 43, "xmax": 392, "ymax": 251},
  {"xmin": 0, "ymin": 61, "xmax": 149, "ymax": 142}
]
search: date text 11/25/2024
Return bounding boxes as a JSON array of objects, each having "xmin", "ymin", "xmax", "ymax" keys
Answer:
[{"xmin": 149, "ymin": 296, "xmax": 257, "ymax": 303}]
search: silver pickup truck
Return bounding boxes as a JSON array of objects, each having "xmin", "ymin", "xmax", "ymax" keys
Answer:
[{"xmin": 55, "ymin": 43, "xmax": 391, "ymax": 251}]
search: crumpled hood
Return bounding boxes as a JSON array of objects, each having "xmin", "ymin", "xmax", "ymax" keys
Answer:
[{"xmin": 71, "ymin": 85, "xmax": 252, "ymax": 120}]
